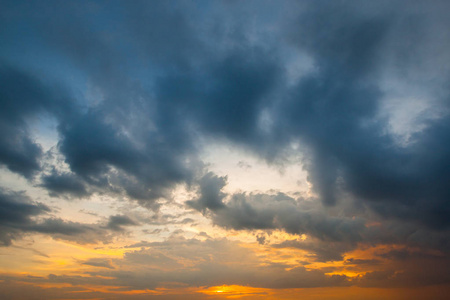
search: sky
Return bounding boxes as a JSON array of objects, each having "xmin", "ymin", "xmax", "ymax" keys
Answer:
[{"xmin": 1, "ymin": 0, "xmax": 450, "ymax": 299}]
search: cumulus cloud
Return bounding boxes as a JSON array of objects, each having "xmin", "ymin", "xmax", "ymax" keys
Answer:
[{"xmin": 189, "ymin": 172, "xmax": 450, "ymax": 261}]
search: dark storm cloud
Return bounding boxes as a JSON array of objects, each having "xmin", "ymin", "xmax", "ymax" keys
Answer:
[
  {"xmin": 1, "ymin": 0, "xmax": 207, "ymax": 205},
  {"xmin": 158, "ymin": 0, "xmax": 450, "ymax": 232},
  {"xmin": 0, "ymin": 63, "xmax": 71, "ymax": 178},
  {"xmin": 157, "ymin": 49, "xmax": 280, "ymax": 142},
  {"xmin": 273, "ymin": 0, "xmax": 450, "ymax": 230},
  {"xmin": 2, "ymin": 0, "xmax": 450, "ymax": 255},
  {"xmin": 55, "ymin": 101, "xmax": 197, "ymax": 205},
  {"xmin": 1, "ymin": 0, "xmax": 279, "ymax": 205},
  {"xmin": 40, "ymin": 170, "xmax": 89, "ymax": 198}
]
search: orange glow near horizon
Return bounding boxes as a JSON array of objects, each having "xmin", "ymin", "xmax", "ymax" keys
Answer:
[
  {"xmin": 198, "ymin": 285, "xmax": 271, "ymax": 298},
  {"xmin": 1, "ymin": 275, "xmax": 450, "ymax": 300}
]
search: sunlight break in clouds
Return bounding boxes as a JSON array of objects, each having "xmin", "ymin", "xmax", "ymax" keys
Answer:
[{"xmin": 1, "ymin": 0, "xmax": 450, "ymax": 299}]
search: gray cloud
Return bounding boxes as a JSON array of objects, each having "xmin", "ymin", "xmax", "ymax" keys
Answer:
[
  {"xmin": 106, "ymin": 215, "xmax": 139, "ymax": 232},
  {"xmin": 93, "ymin": 236, "xmax": 351, "ymax": 290},
  {"xmin": 356, "ymin": 254, "xmax": 450, "ymax": 288},
  {"xmin": 189, "ymin": 172, "xmax": 450, "ymax": 260},
  {"xmin": 272, "ymin": 0, "xmax": 450, "ymax": 230},
  {"xmin": 189, "ymin": 173, "xmax": 364, "ymax": 239},
  {"xmin": 0, "ymin": 188, "xmax": 50, "ymax": 246},
  {"xmin": 1, "ymin": 234, "xmax": 449, "ymax": 298},
  {"xmin": 186, "ymin": 172, "xmax": 227, "ymax": 212},
  {"xmin": 40, "ymin": 169, "xmax": 89, "ymax": 198},
  {"xmin": 0, "ymin": 63, "xmax": 71, "ymax": 178},
  {"xmin": 80, "ymin": 258, "xmax": 115, "ymax": 269},
  {"xmin": 1, "ymin": 0, "xmax": 450, "ymax": 270},
  {"xmin": 0, "ymin": 188, "xmax": 142, "ymax": 245}
]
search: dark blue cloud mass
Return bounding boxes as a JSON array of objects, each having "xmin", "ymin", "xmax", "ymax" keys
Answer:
[{"xmin": 1, "ymin": 0, "xmax": 450, "ymax": 257}]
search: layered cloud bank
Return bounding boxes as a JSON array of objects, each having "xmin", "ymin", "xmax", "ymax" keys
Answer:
[{"xmin": 1, "ymin": 0, "xmax": 450, "ymax": 299}]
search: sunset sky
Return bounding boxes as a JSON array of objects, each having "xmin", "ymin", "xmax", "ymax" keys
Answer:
[{"xmin": 1, "ymin": 1, "xmax": 450, "ymax": 299}]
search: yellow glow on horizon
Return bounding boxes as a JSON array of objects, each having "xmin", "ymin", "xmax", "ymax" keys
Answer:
[
  {"xmin": 198, "ymin": 285, "xmax": 271, "ymax": 298},
  {"xmin": 325, "ymin": 270, "xmax": 366, "ymax": 278}
]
